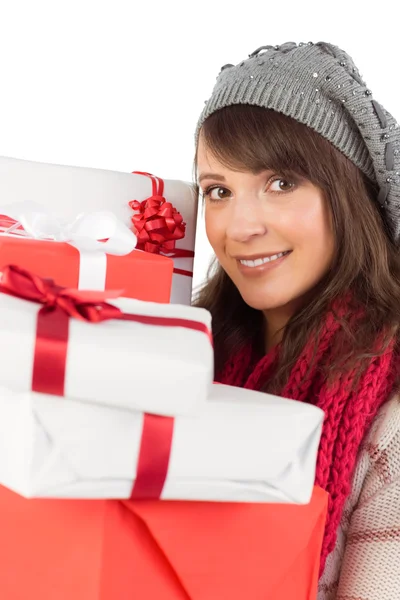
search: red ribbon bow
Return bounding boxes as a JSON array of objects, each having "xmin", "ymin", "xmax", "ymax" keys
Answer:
[
  {"xmin": 129, "ymin": 172, "xmax": 194, "ymax": 264},
  {"xmin": 0, "ymin": 264, "xmax": 122, "ymax": 323},
  {"xmin": 0, "ymin": 265, "xmax": 123, "ymax": 398},
  {"xmin": 130, "ymin": 194, "xmax": 186, "ymax": 255}
]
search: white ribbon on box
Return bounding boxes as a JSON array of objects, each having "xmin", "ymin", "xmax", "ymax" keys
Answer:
[
  {"xmin": 0, "ymin": 157, "xmax": 197, "ymax": 304},
  {"xmin": 0, "ymin": 201, "xmax": 137, "ymax": 290},
  {"xmin": 0, "ymin": 383, "xmax": 323, "ymax": 503},
  {"xmin": 0, "ymin": 294, "xmax": 213, "ymax": 416}
]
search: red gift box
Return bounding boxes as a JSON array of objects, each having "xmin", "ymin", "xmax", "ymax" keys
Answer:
[
  {"xmin": 0, "ymin": 484, "xmax": 327, "ymax": 600},
  {"xmin": 0, "ymin": 235, "xmax": 173, "ymax": 302}
]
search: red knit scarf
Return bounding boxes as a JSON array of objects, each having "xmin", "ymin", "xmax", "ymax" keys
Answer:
[{"xmin": 216, "ymin": 295, "xmax": 399, "ymax": 574}]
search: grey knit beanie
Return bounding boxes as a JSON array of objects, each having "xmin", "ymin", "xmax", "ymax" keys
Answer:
[{"xmin": 196, "ymin": 41, "xmax": 400, "ymax": 243}]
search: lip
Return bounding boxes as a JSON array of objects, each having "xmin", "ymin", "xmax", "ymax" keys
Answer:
[
  {"xmin": 233, "ymin": 251, "xmax": 291, "ymax": 260},
  {"xmin": 236, "ymin": 251, "xmax": 292, "ymax": 277}
]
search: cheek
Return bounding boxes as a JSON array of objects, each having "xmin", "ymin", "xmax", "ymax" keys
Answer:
[
  {"xmin": 205, "ymin": 208, "xmax": 225, "ymax": 251},
  {"xmin": 292, "ymin": 200, "xmax": 334, "ymax": 259}
]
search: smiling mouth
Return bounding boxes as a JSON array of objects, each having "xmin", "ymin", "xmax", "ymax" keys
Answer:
[{"xmin": 238, "ymin": 251, "xmax": 291, "ymax": 268}]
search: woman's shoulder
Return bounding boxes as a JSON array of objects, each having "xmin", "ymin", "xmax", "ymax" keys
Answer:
[
  {"xmin": 354, "ymin": 392, "xmax": 400, "ymax": 503},
  {"xmin": 335, "ymin": 392, "xmax": 400, "ymax": 513},
  {"xmin": 318, "ymin": 395, "xmax": 400, "ymax": 599},
  {"xmin": 363, "ymin": 392, "xmax": 400, "ymax": 464}
]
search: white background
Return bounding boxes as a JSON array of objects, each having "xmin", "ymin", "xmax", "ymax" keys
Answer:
[{"xmin": 0, "ymin": 0, "xmax": 398, "ymax": 292}]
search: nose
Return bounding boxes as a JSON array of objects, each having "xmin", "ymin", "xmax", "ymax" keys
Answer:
[{"xmin": 226, "ymin": 196, "xmax": 267, "ymax": 243}]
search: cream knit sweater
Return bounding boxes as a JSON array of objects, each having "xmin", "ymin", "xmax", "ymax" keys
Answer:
[{"xmin": 318, "ymin": 393, "xmax": 400, "ymax": 599}]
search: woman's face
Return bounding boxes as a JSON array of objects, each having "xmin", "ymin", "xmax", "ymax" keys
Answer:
[{"xmin": 197, "ymin": 136, "xmax": 335, "ymax": 314}]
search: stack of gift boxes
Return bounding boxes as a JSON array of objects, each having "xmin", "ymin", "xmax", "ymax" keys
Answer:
[{"xmin": 0, "ymin": 158, "xmax": 328, "ymax": 600}]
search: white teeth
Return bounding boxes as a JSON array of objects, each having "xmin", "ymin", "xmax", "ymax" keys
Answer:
[{"xmin": 239, "ymin": 252, "xmax": 288, "ymax": 267}]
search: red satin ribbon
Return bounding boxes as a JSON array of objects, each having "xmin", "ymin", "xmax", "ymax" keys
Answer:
[
  {"xmin": 0, "ymin": 265, "xmax": 212, "ymax": 498},
  {"xmin": 130, "ymin": 171, "xmax": 194, "ymax": 276},
  {"xmin": 172, "ymin": 267, "xmax": 194, "ymax": 278},
  {"xmin": 130, "ymin": 414, "xmax": 175, "ymax": 499},
  {"xmin": 0, "ymin": 263, "xmax": 123, "ymax": 321},
  {"xmin": 0, "ymin": 265, "xmax": 123, "ymax": 395}
]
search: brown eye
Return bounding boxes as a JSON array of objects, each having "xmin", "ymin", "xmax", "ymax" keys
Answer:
[
  {"xmin": 207, "ymin": 186, "xmax": 231, "ymax": 201},
  {"xmin": 269, "ymin": 178, "xmax": 295, "ymax": 193},
  {"xmin": 279, "ymin": 180, "xmax": 294, "ymax": 191}
]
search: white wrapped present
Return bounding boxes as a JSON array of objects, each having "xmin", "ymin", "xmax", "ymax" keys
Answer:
[
  {"xmin": 0, "ymin": 156, "xmax": 196, "ymax": 304},
  {"xmin": 0, "ymin": 383, "xmax": 323, "ymax": 503},
  {"xmin": 0, "ymin": 267, "xmax": 213, "ymax": 416}
]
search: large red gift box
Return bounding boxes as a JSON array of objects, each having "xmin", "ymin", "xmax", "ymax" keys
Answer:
[
  {"xmin": 0, "ymin": 236, "xmax": 173, "ymax": 302},
  {"xmin": 0, "ymin": 484, "xmax": 327, "ymax": 599}
]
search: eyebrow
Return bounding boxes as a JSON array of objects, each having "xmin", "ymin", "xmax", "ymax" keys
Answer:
[{"xmin": 198, "ymin": 173, "xmax": 226, "ymax": 184}]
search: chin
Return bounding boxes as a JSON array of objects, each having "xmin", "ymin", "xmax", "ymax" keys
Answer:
[
  {"xmin": 239, "ymin": 287, "xmax": 300, "ymax": 312},
  {"xmin": 239, "ymin": 292, "xmax": 287, "ymax": 311}
]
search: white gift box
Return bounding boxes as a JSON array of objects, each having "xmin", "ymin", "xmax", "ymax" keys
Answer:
[
  {"xmin": 0, "ymin": 383, "xmax": 323, "ymax": 503},
  {"xmin": 0, "ymin": 156, "xmax": 197, "ymax": 304},
  {"xmin": 0, "ymin": 293, "xmax": 213, "ymax": 416}
]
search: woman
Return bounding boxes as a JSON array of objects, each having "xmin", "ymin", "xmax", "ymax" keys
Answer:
[{"xmin": 194, "ymin": 41, "xmax": 400, "ymax": 599}]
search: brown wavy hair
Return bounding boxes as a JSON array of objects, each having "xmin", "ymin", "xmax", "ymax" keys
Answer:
[{"xmin": 193, "ymin": 105, "xmax": 400, "ymax": 393}]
